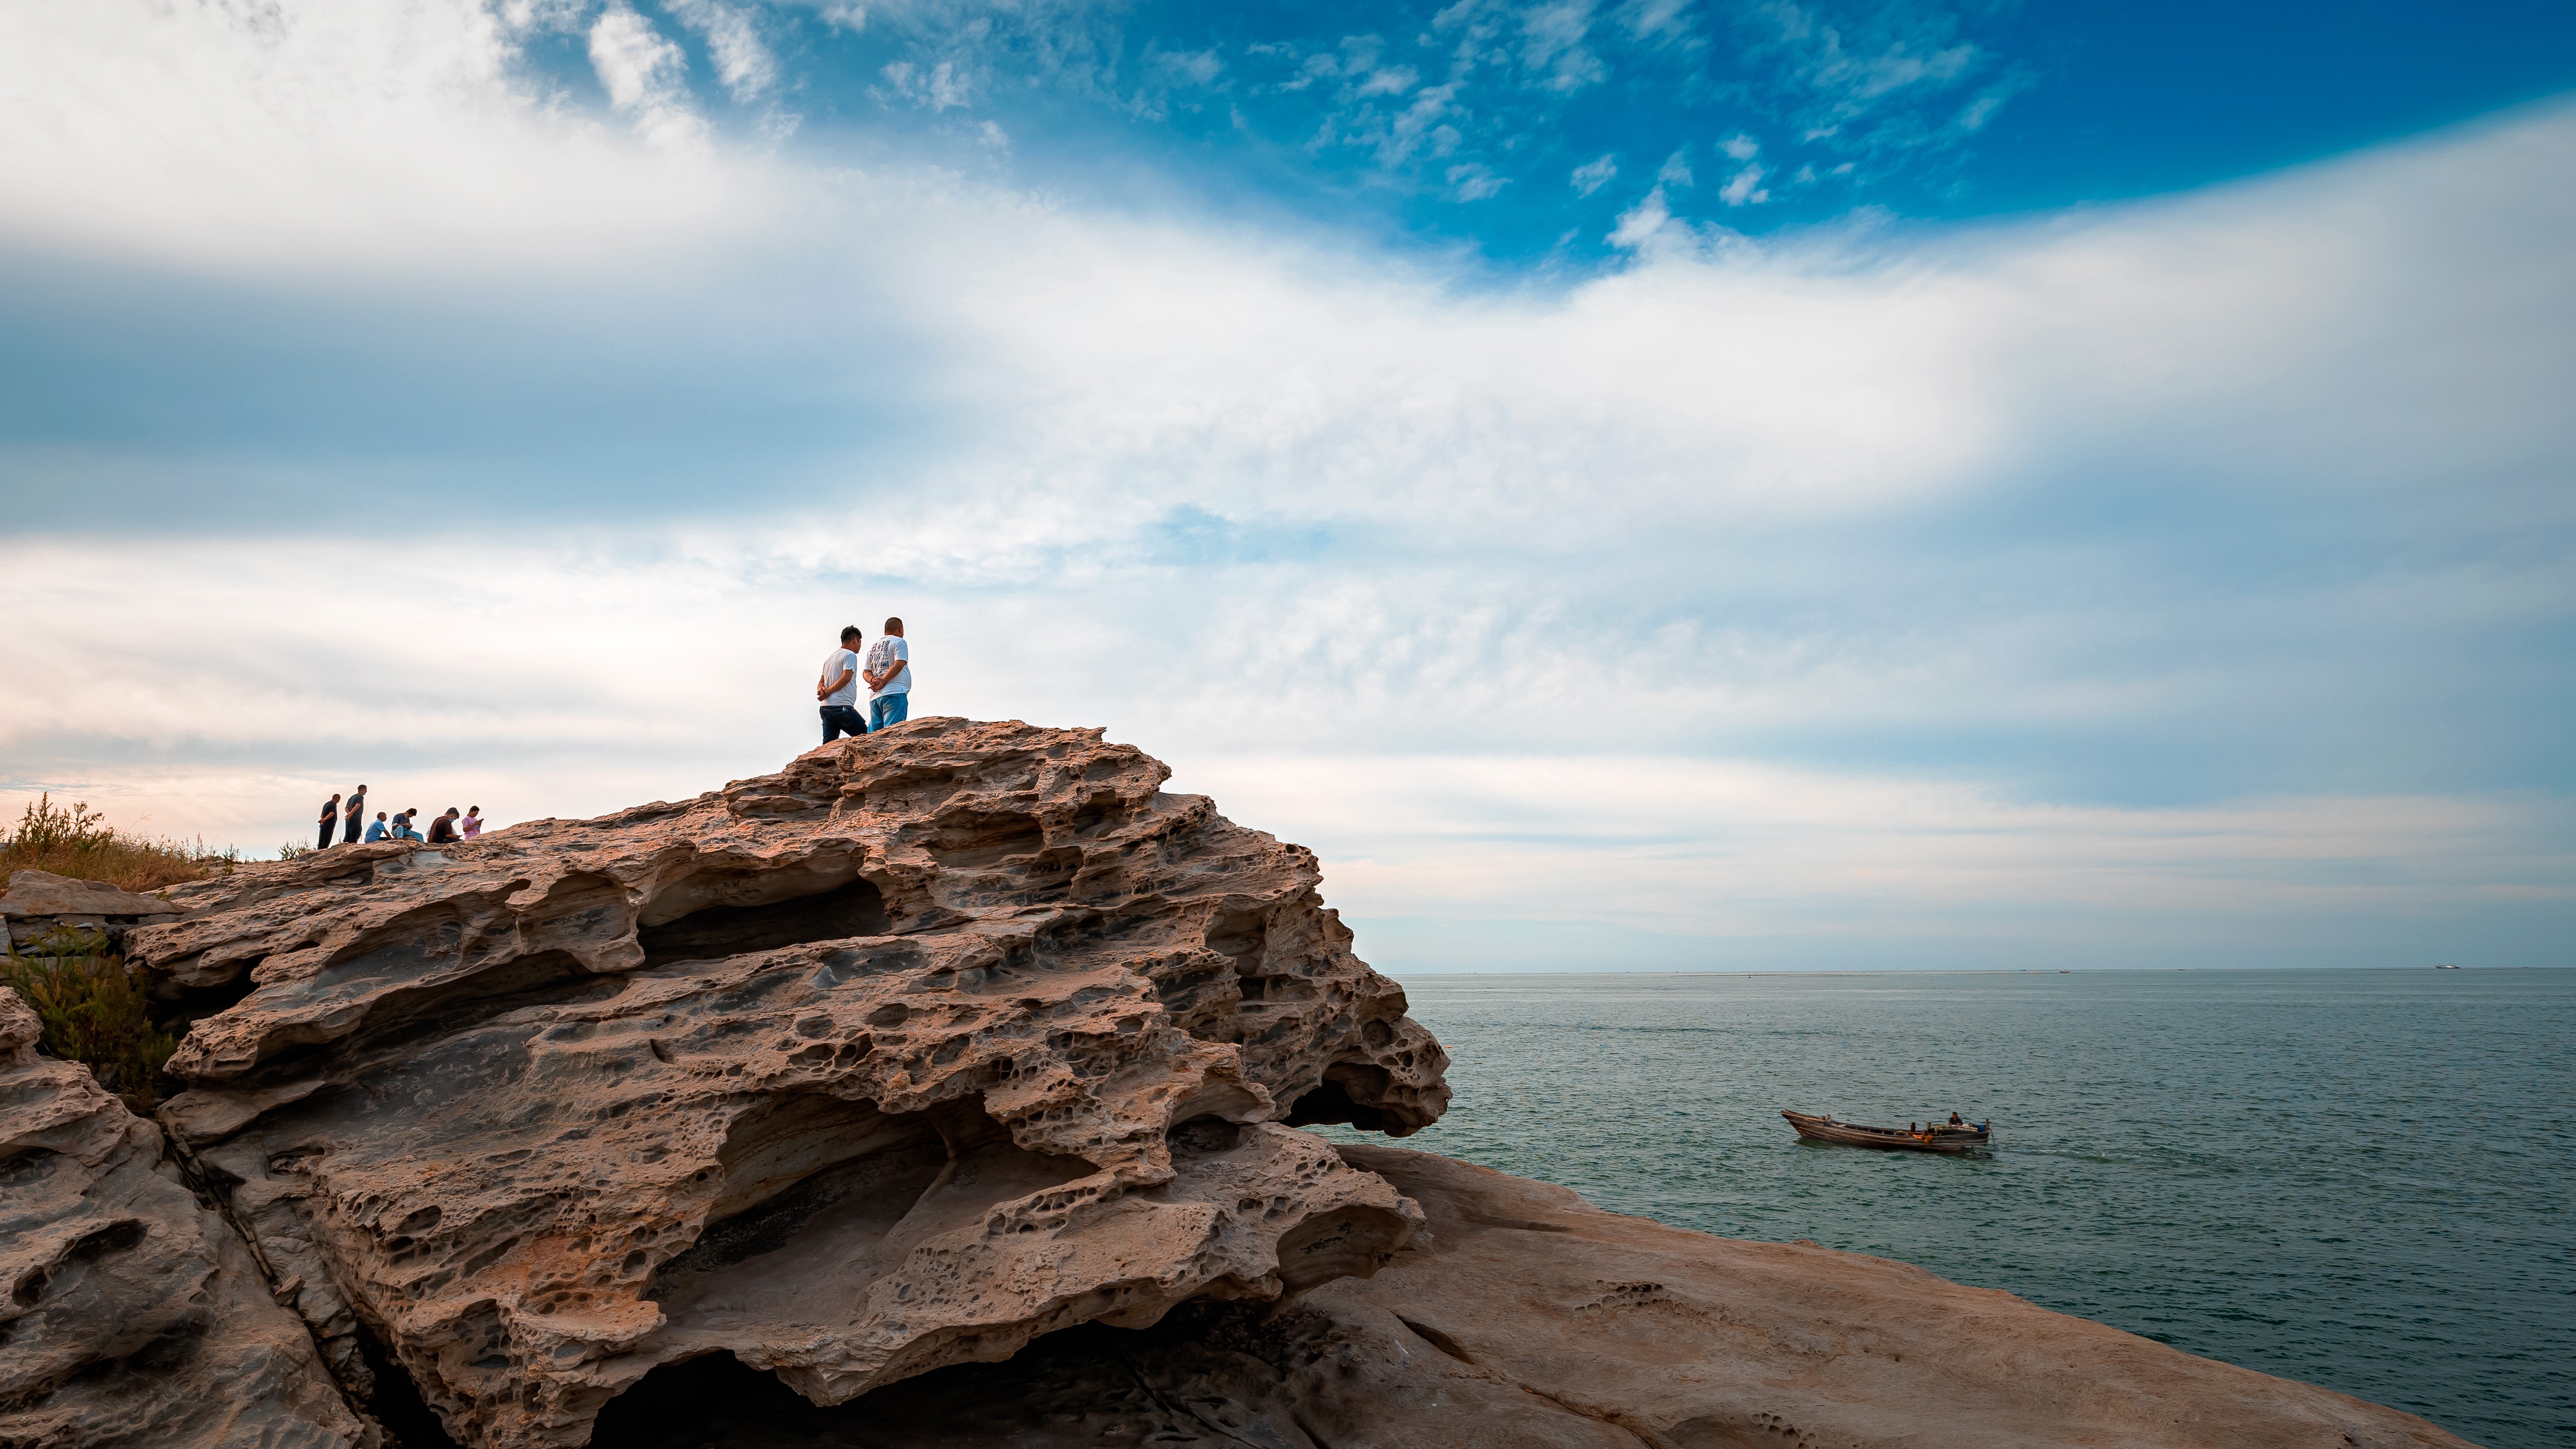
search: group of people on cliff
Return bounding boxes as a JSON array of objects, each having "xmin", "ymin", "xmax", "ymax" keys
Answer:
[
  {"xmin": 299, "ymin": 617, "xmax": 916, "ymax": 855},
  {"xmin": 815, "ymin": 617, "xmax": 914, "ymax": 743},
  {"xmin": 313, "ymin": 789, "xmax": 482, "ymax": 850}
]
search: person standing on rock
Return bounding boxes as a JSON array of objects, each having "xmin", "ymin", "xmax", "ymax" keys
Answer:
[
  {"xmin": 316, "ymin": 792, "xmax": 341, "ymax": 852},
  {"xmin": 342, "ymin": 785, "xmax": 367, "ymax": 845},
  {"xmin": 864, "ymin": 616, "xmax": 911, "ymax": 731},
  {"xmin": 817, "ymin": 626, "xmax": 868, "ymax": 743}
]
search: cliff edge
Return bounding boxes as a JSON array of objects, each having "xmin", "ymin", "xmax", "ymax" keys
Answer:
[{"xmin": 0, "ymin": 720, "xmax": 2475, "ymax": 1448}]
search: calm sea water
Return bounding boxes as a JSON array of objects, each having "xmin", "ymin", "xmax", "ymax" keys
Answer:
[{"xmin": 1323, "ymin": 968, "xmax": 2573, "ymax": 1449}]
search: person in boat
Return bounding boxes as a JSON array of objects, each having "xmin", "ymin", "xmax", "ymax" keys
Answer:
[{"xmin": 1948, "ymin": 1112, "xmax": 1966, "ymax": 1129}]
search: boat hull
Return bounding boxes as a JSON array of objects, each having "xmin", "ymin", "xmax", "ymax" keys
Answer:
[{"xmin": 1782, "ymin": 1110, "xmax": 1989, "ymax": 1153}]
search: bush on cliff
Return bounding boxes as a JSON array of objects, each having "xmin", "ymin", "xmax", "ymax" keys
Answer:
[
  {"xmin": 2, "ymin": 926, "xmax": 182, "ymax": 1109},
  {"xmin": 2, "ymin": 794, "xmax": 235, "ymax": 892}
]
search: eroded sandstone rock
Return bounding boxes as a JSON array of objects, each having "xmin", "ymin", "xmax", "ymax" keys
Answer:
[
  {"xmin": 0, "ymin": 986, "xmax": 375, "ymax": 1449},
  {"xmin": 591, "ymin": 1144, "xmax": 2478, "ymax": 1449},
  {"xmin": 128, "ymin": 720, "xmax": 1449, "ymax": 1449},
  {"xmin": 2, "ymin": 868, "xmax": 183, "ymax": 955}
]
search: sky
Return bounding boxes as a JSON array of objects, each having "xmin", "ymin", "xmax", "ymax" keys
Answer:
[{"xmin": 2, "ymin": 0, "xmax": 2571, "ymax": 973}]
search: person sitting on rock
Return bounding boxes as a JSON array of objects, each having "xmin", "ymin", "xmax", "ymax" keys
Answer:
[
  {"xmin": 427, "ymin": 808, "xmax": 462, "ymax": 845},
  {"xmin": 363, "ymin": 810, "xmax": 391, "ymax": 843},
  {"xmin": 460, "ymin": 806, "xmax": 483, "ymax": 838},
  {"xmin": 393, "ymin": 810, "xmax": 425, "ymax": 842}
]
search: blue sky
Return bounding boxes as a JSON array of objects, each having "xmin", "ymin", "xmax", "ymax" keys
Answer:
[{"xmin": 1, "ymin": 0, "xmax": 2570, "ymax": 972}]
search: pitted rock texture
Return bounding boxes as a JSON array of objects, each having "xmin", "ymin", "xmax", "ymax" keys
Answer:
[
  {"xmin": 593, "ymin": 1145, "xmax": 2478, "ymax": 1449},
  {"xmin": 0, "ymin": 987, "xmax": 375, "ymax": 1449},
  {"xmin": 126, "ymin": 719, "xmax": 1449, "ymax": 1449}
]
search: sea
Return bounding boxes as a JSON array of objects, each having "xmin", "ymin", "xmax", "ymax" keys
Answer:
[{"xmin": 1321, "ymin": 968, "xmax": 2573, "ymax": 1449}]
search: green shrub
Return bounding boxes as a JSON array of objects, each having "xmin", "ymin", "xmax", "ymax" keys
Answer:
[
  {"xmin": 0, "ymin": 794, "xmax": 235, "ymax": 893},
  {"xmin": 2, "ymin": 927, "xmax": 183, "ymax": 1110}
]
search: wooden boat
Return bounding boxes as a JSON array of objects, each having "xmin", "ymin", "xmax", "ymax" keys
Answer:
[{"xmin": 1782, "ymin": 1110, "xmax": 1990, "ymax": 1153}]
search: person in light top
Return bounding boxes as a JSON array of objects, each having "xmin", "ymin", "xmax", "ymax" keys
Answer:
[
  {"xmin": 460, "ymin": 807, "xmax": 483, "ymax": 838},
  {"xmin": 363, "ymin": 811, "xmax": 391, "ymax": 843},
  {"xmin": 864, "ymin": 616, "xmax": 911, "ymax": 732},
  {"xmin": 816, "ymin": 625, "xmax": 868, "ymax": 744}
]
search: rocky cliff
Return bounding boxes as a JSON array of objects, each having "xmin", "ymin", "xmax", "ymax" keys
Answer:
[{"xmin": 0, "ymin": 720, "xmax": 2476, "ymax": 1449}]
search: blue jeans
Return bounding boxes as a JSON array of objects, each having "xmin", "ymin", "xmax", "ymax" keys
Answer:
[
  {"xmin": 820, "ymin": 705, "xmax": 867, "ymax": 743},
  {"xmin": 870, "ymin": 693, "xmax": 909, "ymax": 731}
]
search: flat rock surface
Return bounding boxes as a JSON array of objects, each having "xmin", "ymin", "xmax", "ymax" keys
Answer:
[
  {"xmin": 591, "ymin": 1143, "xmax": 2478, "ymax": 1449},
  {"xmin": 127, "ymin": 720, "xmax": 1449, "ymax": 1449},
  {"xmin": 0, "ymin": 986, "xmax": 375, "ymax": 1449},
  {"xmin": 1, "ymin": 868, "xmax": 183, "ymax": 920}
]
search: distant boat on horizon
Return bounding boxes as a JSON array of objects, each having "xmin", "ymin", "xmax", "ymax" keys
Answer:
[{"xmin": 2435, "ymin": 962, "xmax": 2462, "ymax": 970}]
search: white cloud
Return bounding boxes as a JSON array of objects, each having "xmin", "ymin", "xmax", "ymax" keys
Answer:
[
  {"xmin": 1656, "ymin": 148, "xmax": 1693, "ymax": 186},
  {"xmin": 666, "ymin": 0, "xmax": 778, "ymax": 103},
  {"xmin": 1607, "ymin": 185, "xmax": 1673, "ymax": 246},
  {"xmin": 1721, "ymin": 132, "xmax": 1759, "ymax": 161},
  {"xmin": 1448, "ymin": 163, "xmax": 1509, "ymax": 200},
  {"xmin": 1718, "ymin": 160, "xmax": 1768, "ymax": 204},
  {"xmin": 1518, "ymin": 0, "xmax": 1606, "ymax": 92},
  {"xmin": 0, "ymin": 0, "xmax": 761, "ymax": 270},
  {"xmin": 0, "ymin": 2, "xmax": 2570, "ymax": 968},
  {"xmin": 1156, "ymin": 48, "xmax": 1226, "ymax": 86},
  {"xmin": 1571, "ymin": 152, "xmax": 1619, "ymax": 195},
  {"xmin": 589, "ymin": 5, "xmax": 708, "ymax": 149},
  {"xmin": 880, "ymin": 59, "xmax": 971, "ymax": 110},
  {"xmin": 1356, "ymin": 64, "xmax": 1417, "ymax": 96}
]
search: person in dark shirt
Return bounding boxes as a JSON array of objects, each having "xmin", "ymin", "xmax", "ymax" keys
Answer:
[
  {"xmin": 427, "ymin": 808, "xmax": 460, "ymax": 845},
  {"xmin": 342, "ymin": 785, "xmax": 368, "ymax": 845},
  {"xmin": 317, "ymin": 793, "xmax": 341, "ymax": 852}
]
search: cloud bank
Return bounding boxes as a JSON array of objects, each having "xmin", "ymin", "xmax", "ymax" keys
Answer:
[{"xmin": 2, "ymin": 0, "xmax": 2569, "ymax": 972}]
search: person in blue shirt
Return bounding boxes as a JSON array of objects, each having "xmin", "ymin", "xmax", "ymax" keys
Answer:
[
  {"xmin": 363, "ymin": 811, "xmax": 391, "ymax": 843},
  {"xmin": 393, "ymin": 809, "xmax": 425, "ymax": 842}
]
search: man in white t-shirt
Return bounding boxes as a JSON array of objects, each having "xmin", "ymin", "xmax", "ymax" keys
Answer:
[
  {"xmin": 864, "ymin": 616, "xmax": 911, "ymax": 732},
  {"xmin": 816, "ymin": 625, "xmax": 867, "ymax": 743}
]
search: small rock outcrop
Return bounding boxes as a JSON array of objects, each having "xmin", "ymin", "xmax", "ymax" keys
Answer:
[
  {"xmin": 1, "ymin": 868, "xmax": 182, "ymax": 954},
  {"xmin": 0, "ymin": 986, "xmax": 373, "ymax": 1448},
  {"xmin": 125, "ymin": 720, "xmax": 1449, "ymax": 1449}
]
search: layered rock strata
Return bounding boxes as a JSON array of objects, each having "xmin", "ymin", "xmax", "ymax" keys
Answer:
[
  {"xmin": 1, "ymin": 868, "xmax": 182, "ymax": 954},
  {"xmin": 596, "ymin": 1145, "xmax": 2478, "ymax": 1449},
  {"xmin": 0, "ymin": 986, "xmax": 373, "ymax": 1448},
  {"xmin": 124, "ymin": 720, "xmax": 1449, "ymax": 1449}
]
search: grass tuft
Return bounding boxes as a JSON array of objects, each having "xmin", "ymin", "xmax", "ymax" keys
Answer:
[
  {"xmin": 3, "ymin": 927, "xmax": 184, "ymax": 1110},
  {"xmin": 0, "ymin": 794, "xmax": 237, "ymax": 893}
]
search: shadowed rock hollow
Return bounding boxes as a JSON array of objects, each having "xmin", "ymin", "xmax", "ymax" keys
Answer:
[{"xmin": 127, "ymin": 720, "xmax": 1448, "ymax": 1449}]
